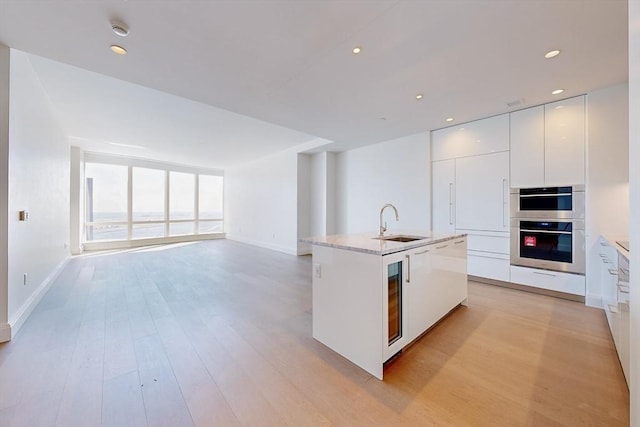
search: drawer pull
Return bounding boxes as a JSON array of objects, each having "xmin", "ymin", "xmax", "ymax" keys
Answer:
[
  {"xmin": 454, "ymin": 240, "xmax": 465, "ymax": 245},
  {"xmin": 608, "ymin": 269, "xmax": 618, "ymax": 276},
  {"xmin": 415, "ymin": 249, "xmax": 430, "ymax": 255},
  {"xmin": 533, "ymin": 271, "xmax": 557, "ymax": 278},
  {"xmin": 617, "ymin": 284, "xmax": 630, "ymax": 293},
  {"xmin": 435, "ymin": 245, "xmax": 448, "ymax": 250}
]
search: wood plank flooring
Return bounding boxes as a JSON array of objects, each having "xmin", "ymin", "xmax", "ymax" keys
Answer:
[{"xmin": 0, "ymin": 239, "xmax": 629, "ymax": 426}]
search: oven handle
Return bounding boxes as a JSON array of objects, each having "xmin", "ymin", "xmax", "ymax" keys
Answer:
[
  {"xmin": 519, "ymin": 229, "xmax": 572, "ymax": 235},
  {"xmin": 519, "ymin": 193, "xmax": 572, "ymax": 198}
]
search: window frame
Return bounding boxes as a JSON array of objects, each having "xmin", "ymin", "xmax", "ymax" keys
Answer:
[{"xmin": 82, "ymin": 152, "xmax": 224, "ymax": 250}]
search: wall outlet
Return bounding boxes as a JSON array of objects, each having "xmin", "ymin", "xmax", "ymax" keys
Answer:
[
  {"xmin": 23, "ymin": 273, "xmax": 27, "ymax": 286},
  {"xmin": 314, "ymin": 263, "xmax": 321, "ymax": 278}
]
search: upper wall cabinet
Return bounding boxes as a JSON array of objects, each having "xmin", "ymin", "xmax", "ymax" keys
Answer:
[
  {"xmin": 544, "ymin": 96, "xmax": 586, "ymax": 186},
  {"xmin": 432, "ymin": 114, "xmax": 509, "ymax": 161},
  {"xmin": 510, "ymin": 106, "xmax": 545, "ymax": 188},
  {"xmin": 509, "ymin": 96, "xmax": 585, "ymax": 187}
]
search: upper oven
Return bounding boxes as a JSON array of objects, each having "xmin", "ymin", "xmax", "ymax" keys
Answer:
[{"xmin": 510, "ymin": 185, "xmax": 584, "ymax": 219}]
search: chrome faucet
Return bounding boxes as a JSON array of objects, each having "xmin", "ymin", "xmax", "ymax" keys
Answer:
[{"xmin": 379, "ymin": 203, "xmax": 399, "ymax": 237}]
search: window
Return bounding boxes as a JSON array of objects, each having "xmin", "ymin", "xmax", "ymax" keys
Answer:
[
  {"xmin": 85, "ymin": 163, "xmax": 128, "ymax": 241},
  {"xmin": 82, "ymin": 155, "xmax": 223, "ymax": 247},
  {"xmin": 169, "ymin": 172, "xmax": 195, "ymax": 236},
  {"xmin": 199, "ymin": 174, "xmax": 224, "ymax": 233}
]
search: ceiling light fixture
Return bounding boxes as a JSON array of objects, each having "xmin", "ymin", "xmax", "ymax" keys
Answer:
[
  {"xmin": 545, "ymin": 49, "xmax": 560, "ymax": 59},
  {"xmin": 551, "ymin": 89, "xmax": 564, "ymax": 95},
  {"xmin": 110, "ymin": 45, "xmax": 127, "ymax": 55},
  {"xmin": 111, "ymin": 21, "xmax": 129, "ymax": 37},
  {"xmin": 352, "ymin": 46, "xmax": 362, "ymax": 54},
  {"xmin": 446, "ymin": 117, "xmax": 454, "ymax": 122},
  {"xmin": 415, "ymin": 94, "xmax": 423, "ymax": 100}
]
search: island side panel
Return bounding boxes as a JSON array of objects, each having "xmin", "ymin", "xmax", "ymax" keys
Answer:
[{"xmin": 311, "ymin": 245, "xmax": 384, "ymax": 379}]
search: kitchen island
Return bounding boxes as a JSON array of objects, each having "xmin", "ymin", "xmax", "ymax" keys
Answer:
[{"xmin": 302, "ymin": 231, "xmax": 467, "ymax": 380}]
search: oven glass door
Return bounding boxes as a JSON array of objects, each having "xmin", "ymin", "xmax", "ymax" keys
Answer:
[
  {"xmin": 519, "ymin": 187, "xmax": 573, "ymax": 212},
  {"xmin": 519, "ymin": 221, "xmax": 572, "ymax": 263}
]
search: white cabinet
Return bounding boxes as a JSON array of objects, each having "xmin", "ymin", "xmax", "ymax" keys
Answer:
[
  {"xmin": 432, "ymin": 114, "xmax": 509, "ymax": 161},
  {"xmin": 431, "ymin": 114, "xmax": 510, "ymax": 283},
  {"xmin": 544, "ymin": 96, "xmax": 586, "ymax": 186},
  {"xmin": 455, "ymin": 152, "xmax": 509, "ymax": 233},
  {"xmin": 432, "ymin": 159, "xmax": 455, "ymax": 233},
  {"xmin": 407, "ymin": 238, "xmax": 467, "ymax": 342},
  {"xmin": 509, "ymin": 96, "xmax": 585, "ymax": 187},
  {"xmin": 599, "ymin": 237, "xmax": 630, "ymax": 385},
  {"xmin": 510, "ymin": 106, "xmax": 544, "ymax": 188},
  {"xmin": 510, "ymin": 265, "xmax": 585, "ymax": 295},
  {"xmin": 465, "ymin": 231, "xmax": 511, "ymax": 282},
  {"xmin": 312, "ymin": 238, "xmax": 468, "ymax": 380}
]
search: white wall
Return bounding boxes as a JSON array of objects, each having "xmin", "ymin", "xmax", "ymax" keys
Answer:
[
  {"xmin": 225, "ymin": 147, "xmax": 300, "ymax": 255},
  {"xmin": 628, "ymin": 2, "xmax": 639, "ymax": 424},
  {"xmin": 0, "ymin": 45, "xmax": 10, "ymax": 342},
  {"xmin": 585, "ymin": 83, "xmax": 629, "ymax": 306},
  {"xmin": 6, "ymin": 49, "xmax": 70, "ymax": 336},
  {"xmin": 309, "ymin": 152, "xmax": 327, "ymax": 237},
  {"xmin": 335, "ymin": 132, "xmax": 430, "ymax": 234}
]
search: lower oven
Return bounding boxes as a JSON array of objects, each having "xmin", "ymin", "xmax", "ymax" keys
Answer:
[{"xmin": 510, "ymin": 219, "xmax": 585, "ymax": 275}]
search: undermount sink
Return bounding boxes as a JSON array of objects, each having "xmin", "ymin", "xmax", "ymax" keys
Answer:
[{"xmin": 374, "ymin": 235, "xmax": 429, "ymax": 243}]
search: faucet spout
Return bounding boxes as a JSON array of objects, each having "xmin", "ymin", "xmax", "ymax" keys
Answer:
[{"xmin": 379, "ymin": 204, "xmax": 400, "ymax": 237}]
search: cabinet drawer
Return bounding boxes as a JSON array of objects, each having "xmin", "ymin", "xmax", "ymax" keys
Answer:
[
  {"xmin": 465, "ymin": 233, "xmax": 509, "ymax": 254},
  {"xmin": 510, "ymin": 265, "xmax": 585, "ymax": 295},
  {"xmin": 468, "ymin": 254, "xmax": 510, "ymax": 282}
]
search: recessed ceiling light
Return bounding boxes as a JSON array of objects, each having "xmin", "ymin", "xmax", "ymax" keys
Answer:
[
  {"xmin": 110, "ymin": 45, "xmax": 127, "ymax": 55},
  {"xmin": 111, "ymin": 21, "xmax": 129, "ymax": 37},
  {"xmin": 446, "ymin": 117, "xmax": 454, "ymax": 122},
  {"xmin": 545, "ymin": 49, "xmax": 560, "ymax": 59},
  {"xmin": 415, "ymin": 94, "xmax": 423, "ymax": 100},
  {"xmin": 352, "ymin": 46, "xmax": 362, "ymax": 54},
  {"xmin": 551, "ymin": 89, "xmax": 564, "ymax": 95}
]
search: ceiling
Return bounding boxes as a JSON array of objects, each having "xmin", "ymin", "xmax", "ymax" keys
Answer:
[{"xmin": 0, "ymin": 0, "xmax": 629, "ymax": 168}]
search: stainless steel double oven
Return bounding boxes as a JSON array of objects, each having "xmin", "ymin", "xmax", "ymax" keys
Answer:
[{"xmin": 510, "ymin": 185, "xmax": 585, "ymax": 275}]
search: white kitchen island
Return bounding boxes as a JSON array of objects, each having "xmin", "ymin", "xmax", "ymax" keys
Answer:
[{"xmin": 302, "ymin": 231, "xmax": 468, "ymax": 380}]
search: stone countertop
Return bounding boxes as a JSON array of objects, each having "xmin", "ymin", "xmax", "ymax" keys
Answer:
[
  {"xmin": 601, "ymin": 234, "xmax": 630, "ymax": 260},
  {"xmin": 300, "ymin": 230, "xmax": 467, "ymax": 256}
]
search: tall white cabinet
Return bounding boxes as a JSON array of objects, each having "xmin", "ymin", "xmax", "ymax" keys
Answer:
[
  {"xmin": 432, "ymin": 114, "xmax": 510, "ymax": 282},
  {"xmin": 510, "ymin": 96, "xmax": 586, "ymax": 187}
]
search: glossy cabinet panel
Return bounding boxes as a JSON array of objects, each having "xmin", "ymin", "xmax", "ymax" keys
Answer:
[
  {"xmin": 432, "ymin": 114, "xmax": 509, "ymax": 161},
  {"xmin": 432, "ymin": 159, "xmax": 456, "ymax": 233},
  {"xmin": 455, "ymin": 152, "xmax": 509, "ymax": 233},
  {"xmin": 510, "ymin": 105, "xmax": 545, "ymax": 187},
  {"xmin": 544, "ymin": 96, "xmax": 586, "ymax": 186}
]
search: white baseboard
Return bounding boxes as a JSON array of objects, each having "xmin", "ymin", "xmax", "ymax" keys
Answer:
[
  {"xmin": 585, "ymin": 293, "xmax": 604, "ymax": 309},
  {"xmin": 226, "ymin": 234, "xmax": 298, "ymax": 256},
  {"xmin": 0, "ymin": 323, "xmax": 11, "ymax": 343},
  {"xmin": 8, "ymin": 256, "xmax": 70, "ymax": 338}
]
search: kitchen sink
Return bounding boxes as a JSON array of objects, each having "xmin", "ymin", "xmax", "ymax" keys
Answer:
[{"xmin": 374, "ymin": 235, "xmax": 429, "ymax": 243}]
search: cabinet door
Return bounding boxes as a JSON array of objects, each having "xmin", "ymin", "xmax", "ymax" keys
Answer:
[
  {"xmin": 455, "ymin": 152, "xmax": 509, "ymax": 232},
  {"xmin": 510, "ymin": 106, "xmax": 544, "ymax": 188},
  {"xmin": 544, "ymin": 96, "xmax": 585, "ymax": 186},
  {"xmin": 407, "ymin": 245, "xmax": 435, "ymax": 342},
  {"xmin": 428, "ymin": 239, "xmax": 468, "ymax": 321},
  {"xmin": 432, "ymin": 160, "xmax": 456, "ymax": 232},
  {"xmin": 432, "ymin": 114, "xmax": 509, "ymax": 161}
]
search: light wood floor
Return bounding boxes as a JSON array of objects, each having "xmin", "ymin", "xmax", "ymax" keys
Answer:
[{"xmin": 0, "ymin": 240, "xmax": 629, "ymax": 426}]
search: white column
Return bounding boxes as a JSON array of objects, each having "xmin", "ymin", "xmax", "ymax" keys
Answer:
[
  {"xmin": 628, "ymin": 1, "xmax": 639, "ymax": 424},
  {"xmin": 0, "ymin": 45, "xmax": 10, "ymax": 342}
]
